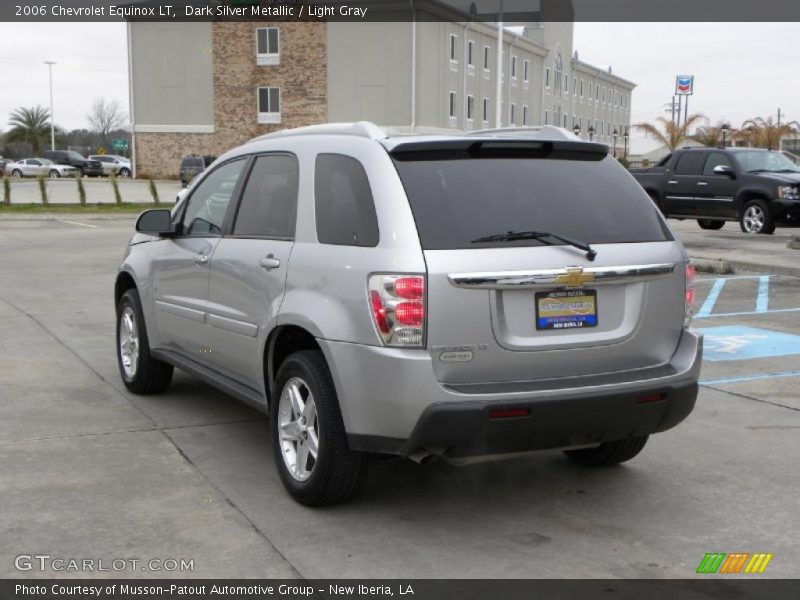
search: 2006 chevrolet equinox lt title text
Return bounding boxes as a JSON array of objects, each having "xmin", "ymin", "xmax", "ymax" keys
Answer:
[{"xmin": 115, "ymin": 123, "xmax": 703, "ymax": 505}]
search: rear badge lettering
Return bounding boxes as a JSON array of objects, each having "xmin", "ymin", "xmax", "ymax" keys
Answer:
[{"xmin": 439, "ymin": 351, "xmax": 474, "ymax": 363}]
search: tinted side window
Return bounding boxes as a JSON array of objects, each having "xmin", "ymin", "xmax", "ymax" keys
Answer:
[
  {"xmin": 656, "ymin": 153, "xmax": 672, "ymax": 167},
  {"xmin": 673, "ymin": 152, "xmax": 706, "ymax": 175},
  {"xmin": 182, "ymin": 159, "xmax": 245, "ymax": 236},
  {"xmin": 703, "ymin": 152, "xmax": 733, "ymax": 175},
  {"xmin": 233, "ymin": 154, "xmax": 298, "ymax": 238},
  {"xmin": 314, "ymin": 154, "xmax": 379, "ymax": 247}
]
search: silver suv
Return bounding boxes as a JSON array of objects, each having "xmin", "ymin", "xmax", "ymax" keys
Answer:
[{"xmin": 115, "ymin": 123, "xmax": 702, "ymax": 505}]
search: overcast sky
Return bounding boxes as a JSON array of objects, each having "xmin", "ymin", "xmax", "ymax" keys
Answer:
[{"xmin": 0, "ymin": 22, "xmax": 797, "ymax": 153}]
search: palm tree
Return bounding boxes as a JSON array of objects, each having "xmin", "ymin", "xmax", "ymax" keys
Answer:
[
  {"xmin": 5, "ymin": 105, "xmax": 51, "ymax": 155},
  {"xmin": 738, "ymin": 116, "xmax": 799, "ymax": 150},
  {"xmin": 692, "ymin": 120, "xmax": 735, "ymax": 147},
  {"xmin": 634, "ymin": 114, "xmax": 705, "ymax": 151}
]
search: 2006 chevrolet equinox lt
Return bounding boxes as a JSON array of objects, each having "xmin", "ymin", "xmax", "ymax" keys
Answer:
[{"xmin": 115, "ymin": 122, "xmax": 703, "ymax": 505}]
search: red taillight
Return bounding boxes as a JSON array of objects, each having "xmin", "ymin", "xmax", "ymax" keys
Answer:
[
  {"xmin": 488, "ymin": 408, "xmax": 531, "ymax": 419},
  {"xmin": 395, "ymin": 301, "xmax": 424, "ymax": 326},
  {"xmin": 685, "ymin": 264, "xmax": 696, "ymax": 326},
  {"xmin": 394, "ymin": 277, "xmax": 424, "ymax": 299},
  {"xmin": 368, "ymin": 275, "xmax": 426, "ymax": 347},
  {"xmin": 370, "ymin": 290, "xmax": 390, "ymax": 334},
  {"xmin": 636, "ymin": 393, "xmax": 664, "ymax": 404}
]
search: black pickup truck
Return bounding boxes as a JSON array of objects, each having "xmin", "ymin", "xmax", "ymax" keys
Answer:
[{"xmin": 631, "ymin": 147, "xmax": 800, "ymax": 234}]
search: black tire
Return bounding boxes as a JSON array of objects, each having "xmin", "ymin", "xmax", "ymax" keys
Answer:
[
  {"xmin": 270, "ymin": 350, "xmax": 367, "ymax": 506},
  {"xmin": 740, "ymin": 199, "xmax": 775, "ymax": 234},
  {"xmin": 12, "ymin": 169, "xmax": 22, "ymax": 178},
  {"xmin": 564, "ymin": 435, "xmax": 649, "ymax": 467},
  {"xmin": 116, "ymin": 288, "xmax": 173, "ymax": 394},
  {"xmin": 118, "ymin": 168, "xmax": 131, "ymax": 178},
  {"xmin": 697, "ymin": 219, "xmax": 724, "ymax": 230},
  {"xmin": 49, "ymin": 169, "xmax": 60, "ymax": 178}
]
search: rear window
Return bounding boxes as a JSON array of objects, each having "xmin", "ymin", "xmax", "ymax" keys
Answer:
[
  {"xmin": 391, "ymin": 154, "xmax": 671, "ymax": 250},
  {"xmin": 673, "ymin": 152, "xmax": 706, "ymax": 175}
]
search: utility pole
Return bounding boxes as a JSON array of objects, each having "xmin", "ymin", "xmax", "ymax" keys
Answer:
[
  {"xmin": 494, "ymin": 0, "xmax": 504, "ymax": 128},
  {"xmin": 44, "ymin": 60, "xmax": 56, "ymax": 151},
  {"xmin": 778, "ymin": 107, "xmax": 782, "ymax": 126}
]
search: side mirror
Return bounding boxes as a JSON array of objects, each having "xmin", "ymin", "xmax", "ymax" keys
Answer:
[
  {"xmin": 713, "ymin": 165, "xmax": 735, "ymax": 178},
  {"xmin": 136, "ymin": 209, "xmax": 175, "ymax": 236}
]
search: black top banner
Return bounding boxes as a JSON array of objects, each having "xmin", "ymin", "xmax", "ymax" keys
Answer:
[{"xmin": 3, "ymin": 0, "xmax": 800, "ymax": 22}]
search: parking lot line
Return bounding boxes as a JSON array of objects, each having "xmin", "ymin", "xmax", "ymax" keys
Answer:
[
  {"xmin": 56, "ymin": 218, "xmax": 97, "ymax": 229},
  {"xmin": 700, "ymin": 370, "xmax": 800, "ymax": 386},
  {"xmin": 695, "ymin": 307, "xmax": 800, "ymax": 319},
  {"xmin": 696, "ymin": 278, "xmax": 726, "ymax": 318},
  {"xmin": 756, "ymin": 275, "xmax": 770, "ymax": 313}
]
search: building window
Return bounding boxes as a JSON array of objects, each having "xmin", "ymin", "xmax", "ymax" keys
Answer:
[
  {"xmin": 482, "ymin": 98, "xmax": 489, "ymax": 122},
  {"xmin": 580, "ymin": 80, "xmax": 584, "ymax": 97},
  {"xmin": 467, "ymin": 40, "xmax": 474, "ymax": 67},
  {"xmin": 449, "ymin": 34, "xmax": 458, "ymax": 63},
  {"xmin": 449, "ymin": 91, "xmax": 457, "ymax": 119},
  {"xmin": 257, "ymin": 86, "xmax": 280, "ymax": 123},
  {"xmin": 467, "ymin": 95, "xmax": 475, "ymax": 121},
  {"xmin": 511, "ymin": 55, "xmax": 517, "ymax": 79},
  {"xmin": 256, "ymin": 27, "xmax": 280, "ymax": 66},
  {"xmin": 563, "ymin": 113, "xmax": 567, "ymax": 128},
  {"xmin": 596, "ymin": 85, "xmax": 599, "ymax": 100},
  {"xmin": 573, "ymin": 76, "xmax": 577, "ymax": 95},
  {"xmin": 523, "ymin": 105, "xmax": 528, "ymax": 125},
  {"xmin": 563, "ymin": 74, "xmax": 568, "ymax": 94},
  {"xmin": 545, "ymin": 67, "xmax": 550, "ymax": 88},
  {"xmin": 510, "ymin": 103, "xmax": 516, "ymax": 125},
  {"xmin": 523, "ymin": 59, "xmax": 529, "ymax": 82},
  {"xmin": 544, "ymin": 109, "xmax": 549, "ymax": 124}
]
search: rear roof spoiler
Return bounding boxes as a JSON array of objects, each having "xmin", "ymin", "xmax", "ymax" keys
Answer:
[{"xmin": 388, "ymin": 139, "xmax": 609, "ymax": 161}]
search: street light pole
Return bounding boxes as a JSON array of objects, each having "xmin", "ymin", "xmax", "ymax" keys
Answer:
[
  {"xmin": 721, "ymin": 124, "xmax": 729, "ymax": 148},
  {"xmin": 44, "ymin": 60, "xmax": 56, "ymax": 151},
  {"xmin": 623, "ymin": 129, "xmax": 629, "ymax": 159},
  {"xmin": 588, "ymin": 125, "xmax": 594, "ymax": 141},
  {"xmin": 612, "ymin": 128, "xmax": 618, "ymax": 158}
]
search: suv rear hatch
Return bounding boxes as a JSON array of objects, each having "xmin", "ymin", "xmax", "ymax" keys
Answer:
[{"xmin": 388, "ymin": 138, "xmax": 688, "ymax": 387}]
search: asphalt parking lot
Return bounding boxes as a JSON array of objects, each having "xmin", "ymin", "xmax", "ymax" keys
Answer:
[{"xmin": 1, "ymin": 217, "xmax": 798, "ymax": 579}]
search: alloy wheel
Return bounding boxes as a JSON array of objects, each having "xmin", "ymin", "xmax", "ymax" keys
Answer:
[
  {"xmin": 743, "ymin": 205, "xmax": 765, "ymax": 233},
  {"xmin": 118, "ymin": 306, "xmax": 140, "ymax": 378},
  {"xmin": 278, "ymin": 377, "xmax": 319, "ymax": 482}
]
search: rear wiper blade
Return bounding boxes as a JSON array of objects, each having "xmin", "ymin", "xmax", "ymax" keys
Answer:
[{"xmin": 470, "ymin": 230, "xmax": 597, "ymax": 261}]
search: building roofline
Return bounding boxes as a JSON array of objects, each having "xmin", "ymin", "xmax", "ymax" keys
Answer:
[{"xmin": 572, "ymin": 57, "xmax": 637, "ymax": 88}]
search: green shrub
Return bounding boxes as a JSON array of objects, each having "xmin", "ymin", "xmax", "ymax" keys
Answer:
[
  {"xmin": 37, "ymin": 175, "xmax": 48, "ymax": 205},
  {"xmin": 2, "ymin": 176, "xmax": 9, "ymax": 205},
  {"xmin": 110, "ymin": 173, "xmax": 122, "ymax": 205},
  {"xmin": 76, "ymin": 174, "xmax": 86, "ymax": 205},
  {"xmin": 148, "ymin": 177, "xmax": 160, "ymax": 205}
]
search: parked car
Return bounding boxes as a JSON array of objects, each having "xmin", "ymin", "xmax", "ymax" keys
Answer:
[
  {"xmin": 42, "ymin": 150, "xmax": 104, "ymax": 177},
  {"xmin": 115, "ymin": 123, "xmax": 702, "ymax": 506},
  {"xmin": 179, "ymin": 155, "xmax": 215, "ymax": 187},
  {"xmin": 89, "ymin": 155, "xmax": 131, "ymax": 177},
  {"xmin": 631, "ymin": 147, "xmax": 800, "ymax": 234},
  {"xmin": 5, "ymin": 158, "xmax": 77, "ymax": 178}
]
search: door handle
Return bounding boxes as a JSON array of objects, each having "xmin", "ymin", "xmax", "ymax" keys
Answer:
[
  {"xmin": 667, "ymin": 180, "xmax": 678, "ymax": 185},
  {"xmin": 194, "ymin": 254, "xmax": 209, "ymax": 265},
  {"xmin": 697, "ymin": 182, "xmax": 708, "ymax": 186},
  {"xmin": 259, "ymin": 256, "xmax": 281, "ymax": 270}
]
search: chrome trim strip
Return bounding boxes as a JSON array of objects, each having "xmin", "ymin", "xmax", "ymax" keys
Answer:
[
  {"xmin": 155, "ymin": 300, "xmax": 206, "ymax": 323},
  {"xmin": 448, "ymin": 263, "xmax": 676, "ymax": 290},
  {"xmin": 207, "ymin": 313, "xmax": 259, "ymax": 338}
]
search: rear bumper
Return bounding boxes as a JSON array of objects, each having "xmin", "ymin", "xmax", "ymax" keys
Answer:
[{"xmin": 319, "ymin": 329, "xmax": 703, "ymax": 458}]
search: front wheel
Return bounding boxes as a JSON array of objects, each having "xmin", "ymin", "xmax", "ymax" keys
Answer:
[
  {"xmin": 564, "ymin": 435, "xmax": 649, "ymax": 466},
  {"xmin": 740, "ymin": 200, "xmax": 775, "ymax": 234},
  {"xmin": 697, "ymin": 219, "xmax": 724, "ymax": 230},
  {"xmin": 12, "ymin": 169, "xmax": 22, "ymax": 178},
  {"xmin": 118, "ymin": 168, "xmax": 131, "ymax": 178},
  {"xmin": 116, "ymin": 288, "xmax": 173, "ymax": 394},
  {"xmin": 49, "ymin": 169, "xmax": 60, "ymax": 178},
  {"xmin": 271, "ymin": 350, "xmax": 367, "ymax": 506}
]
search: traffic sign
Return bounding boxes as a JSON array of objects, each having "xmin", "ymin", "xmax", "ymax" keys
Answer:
[{"xmin": 112, "ymin": 139, "xmax": 129, "ymax": 151}]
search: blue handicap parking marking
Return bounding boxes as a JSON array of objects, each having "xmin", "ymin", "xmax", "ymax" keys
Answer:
[{"xmin": 698, "ymin": 325, "xmax": 800, "ymax": 362}]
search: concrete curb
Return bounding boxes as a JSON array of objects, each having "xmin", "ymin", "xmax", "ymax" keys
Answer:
[
  {"xmin": 0, "ymin": 213, "xmax": 138, "ymax": 221},
  {"xmin": 689, "ymin": 253, "xmax": 800, "ymax": 278}
]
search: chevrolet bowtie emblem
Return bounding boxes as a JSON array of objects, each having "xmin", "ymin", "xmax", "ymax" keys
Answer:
[{"xmin": 554, "ymin": 267, "xmax": 595, "ymax": 288}]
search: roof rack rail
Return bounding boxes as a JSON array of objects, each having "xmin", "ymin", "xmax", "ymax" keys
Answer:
[
  {"xmin": 248, "ymin": 121, "xmax": 387, "ymax": 144},
  {"xmin": 471, "ymin": 125, "xmax": 581, "ymax": 141}
]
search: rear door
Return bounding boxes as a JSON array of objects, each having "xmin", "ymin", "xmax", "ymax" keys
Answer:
[
  {"xmin": 664, "ymin": 151, "xmax": 707, "ymax": 215},
  {"xmin": 206, "ymin": 154, "xmax": 298, "ymax": 387},
  {"xmin": 390, "ymin": 141, "xmax": 685, "ymax": 385},
  {"xmin": 696, "ymin": 151, "xmax": 738, "ymax": 217}
]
